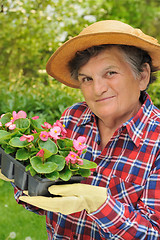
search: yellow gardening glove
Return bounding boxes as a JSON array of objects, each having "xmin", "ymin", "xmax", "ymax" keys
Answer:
[
  {"xmin": 0, "ymin": 169, "xmax": 13, "ymax": 182},
  {"xmin": 19, "ymin": 183, "xmax": 107, "ymax": 214}
]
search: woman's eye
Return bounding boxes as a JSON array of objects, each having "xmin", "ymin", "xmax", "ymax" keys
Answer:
[
  {"xmin": 81, "ymin": 77, "xmax": 92, "ymax": 82},
  {"xmin": 106, "ymin": 71, "xmax": 117, "ymax": 77}
]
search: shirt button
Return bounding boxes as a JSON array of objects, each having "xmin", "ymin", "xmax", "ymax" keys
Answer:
[
  {"xmin": 73, "ymin": 234, "xmax": 78, "ymax": 239},
  {"xmin": 93, "ymin": 171, "xmax": 97, "ymax": 176}
]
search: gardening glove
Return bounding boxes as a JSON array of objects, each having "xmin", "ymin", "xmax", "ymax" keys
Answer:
[
  {"xmin": 0, "ymin": 169, "xmax": 13, "ymax": 182},
  {"xmin": 19, "ymin": 183, "xmax": 107, "ymax": 214}
]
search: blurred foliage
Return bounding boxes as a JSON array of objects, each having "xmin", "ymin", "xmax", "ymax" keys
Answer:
[
  {"xmin": 0, "ymin": 0, "xmax": 160, "ymax": 118},
  {"xmin": 0, "ymin": 78, "xmax": 83, "ymax": 122}
]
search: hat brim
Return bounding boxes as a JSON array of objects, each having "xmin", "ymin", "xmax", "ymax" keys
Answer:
[{"xmin": 46, "ymin": 32, "xmax": 160, "ymax": 88}]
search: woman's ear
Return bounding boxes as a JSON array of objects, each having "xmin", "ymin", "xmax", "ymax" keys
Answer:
[{"xmin": 139, "ymin": 63, "xmax": 150, "ymax": 91}]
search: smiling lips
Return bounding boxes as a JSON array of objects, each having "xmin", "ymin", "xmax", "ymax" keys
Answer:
[{"xmin": 96, "ymin": 95, "xmax": 115, "ymax": 102}]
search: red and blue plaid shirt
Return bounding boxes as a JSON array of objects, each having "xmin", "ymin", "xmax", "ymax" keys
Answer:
[{"xmin": 13, "ymin": 93, "xmax": 160, "ymax": 239}]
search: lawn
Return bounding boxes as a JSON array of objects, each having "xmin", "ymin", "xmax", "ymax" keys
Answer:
[{"xmin": 0, "ymin": 180, "xmax": 47, "ymax": 240}]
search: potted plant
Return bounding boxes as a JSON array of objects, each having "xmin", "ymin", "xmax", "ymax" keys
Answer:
[{"xmin": 0, "ymin": 111, "xmax": 97, "ymax": 196}]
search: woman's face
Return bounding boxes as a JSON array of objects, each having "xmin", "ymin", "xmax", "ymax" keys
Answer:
[{"xmin": 78, "ymin": 46, "xmax": 149, "ymax": 125}]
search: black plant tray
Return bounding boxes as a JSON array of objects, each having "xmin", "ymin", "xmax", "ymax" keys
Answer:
[{"xmin": 0, "ymin": 147, "xmax": 85, "ymax": 196}]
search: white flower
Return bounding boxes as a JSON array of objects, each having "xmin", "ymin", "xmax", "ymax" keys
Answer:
[
  {"xmin": 15, "ymin": 0, "xmax": 23, "ymax": 5},
  {"xmin": 83, "ymin": 15, "xmax": 97, "ymax": 23},
  {"xmin": 8, "ymin": 232, "xmax": 16, "ymax": 239},
  {"xmin": 9, "ymin": 8, "xmax": 17, "ymax": 12},
  {"xmin": 59, "ymin": 31, "xmax": 68, "ymax": 42},
  {"xmin": 38, "ymin": 69, "xmax": 46, "ymax": 74},
  {"xmin": 47, "ymin": 16, "xmax": 52, "ymax": 21},
  {"xmin": 25, "ymin": 237, "xmax": 32, "ymax": 240},
  {"xmin": 73, "ymin": 4, "xmax": 85, "ymax": 17},
  {"xmin": 30, "ymin": 10, "xmax": 36, "ymax": 14}
]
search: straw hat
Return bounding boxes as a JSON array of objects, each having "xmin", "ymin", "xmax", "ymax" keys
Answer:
[{"xmin": 46, "ymin": 20, "xmax": 160, "ymax": 88}]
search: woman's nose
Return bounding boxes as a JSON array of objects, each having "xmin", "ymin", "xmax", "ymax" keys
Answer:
[{"xmin": 93, "ymin": 77, "xmax": 108, "ymax": 96}]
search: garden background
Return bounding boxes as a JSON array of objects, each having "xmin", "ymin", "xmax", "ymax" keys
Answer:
[{"xmin": 0, "ymin": 0, "xmax": 160, "ymax": 239}]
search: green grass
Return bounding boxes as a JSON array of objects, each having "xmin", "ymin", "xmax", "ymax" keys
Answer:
[{"xmin": 0, "ymin": 180, "xmax": 47, "ymax": 240}]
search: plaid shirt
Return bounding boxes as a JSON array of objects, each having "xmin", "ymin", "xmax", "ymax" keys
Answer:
[{"xmin": 13, "ymin": 93, "xmax": 160, "ymax": 239}]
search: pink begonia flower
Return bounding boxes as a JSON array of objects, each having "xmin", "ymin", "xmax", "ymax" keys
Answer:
[
  {"xmin": 65, "ymin": 151, "xmax": 83, "ymax": 165},
  {"xmin": 73, "ymin": 136, "xmax": 87, "ymax": 151},
  {"xmin": 36, "ymin": 149, "xmax": 45, "ymax": 158},
  {"xmin": 39, "ymin": 131, "xmax": 49, "ymax": 141},
  {"xmin": 12, "ymin": 110, "xmax": 27, "ymax": 121},
  {"xmin": 41, "ymin": 122, "xmax": 52, "ymax": 129},
  {"xmin": 77, "ymin": 158, "xmax": 84, "ymax": 165},
  {"xmin": 20, "ymin": 134, "xmax": 34, "ymax": 142},
  {"xmin": 32, "ymin": 129, "xmax": 37, "ymax": 133},
  {"xmin": 0, "ymin": 122, "xmax": 2, "ymax": 127},
  {"xmin": 53, "ymin": 120, "xmax": 67, "ymax": 137},
  {"xmin": 8, "ymin": 124, "xmax": 16, "ymax": 130},
  {"xmin": 5, "ymin": 121, "xmax": 16, "ymax": 130},
  {"xmin": 0, "ymin": 114, "xmax": 5, "ymax": 119},
  {"xmin": 32, "ymin": 116, "xmax": 39, "ymax": 120},
  {"xmin": 49, "ymin": 126, "xmax": 61, "ymax": 140},
  {"xmin": 65, "ymin": 151, "xmax": 79, "ymax": 165}
]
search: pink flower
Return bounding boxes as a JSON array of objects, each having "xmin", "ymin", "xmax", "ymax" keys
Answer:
[
  {"xmin": 65, "ymin": 155, "xmax": 71, "ymax": 164},
  {"xmin": 36, "ymin": 149, "xmax": 45, "ymax": 158},
  {"xmin": 73, "ymin": 136, "xmax": 87, "ymax": 151},
  {"xmin": 39, "ymin": 131, "xmax": 49, "ymax": 141},
  {"xmin": 9, "ymin": 124, "xmax": 16, "ymax": 130},
  {"xmin": 5, "ymin": 121, "xmax": 16, "ymax": 130},
  {"xmin": 0, "ymin": 122, "xmax": 2, "ymax": 127},
  {"xmin": 53, "ymin": 120, "xmax": 67, "ymax": 137},
  {"xmin": 12, "ymin": 110, "xmax": 27, "ymax": 121},
  {"xmin": 0, "ymin": 114, "xmax": 5, "ymax": 119},
  {"xmin": 32, "ymin": 129, "xmax": 37, "ymax": 133},
  {"xmin": 49, "ymin": 126, "xmax": 61, "ymax": 140},
  {"xmin": 41, "ymin": 122, "xmax": 52, "ymax": 129},
  {"xmin": 32, "ymin": 116, "xmax": 39, "ymax": 120},
  {"xmin": 20, "ymin": 134, "xmax": 34, "ymax": 142},
  {"xmin": 77, "ymin": 158, "xmax": 83, "ymax": 165},
  {"xmin": 65, "ymin": 151, "xmax": 83, "ymax": 165},
  {"xmin": 65, "ymin": 151, "xmax": 78, "ymax": 164}
]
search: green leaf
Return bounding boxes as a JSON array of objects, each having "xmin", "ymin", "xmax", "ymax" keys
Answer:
[
  {"xmin": 39, "ymin": 138, "xmax": 58, "ymax": 158},
  {"xmin": 78, "ymin": 159, "xmax": 97, "ymax": 169},
  {"xmin": 59, "ymin": 166, "xmax": 72, "ymax": 181},
  {"xmin": 9, "ymin": 137, "xmax": 30, "ymax": 148},
  {"xmin": 0, "ymin": 130, "xmax": 13, "ymax": 144},
  {"xmin": 25, "ymin": 164, "xmax": 32, "ymax": 172},
  {"xmin": 57, "ymin": 138, "xmax": 73, "ymax": 150},
  {"xmin": 0, "ymin": 113, "xmax": 12, "ymax": 125},
  {"xmin": 14, "ymin": 118, "xmax": 30, "ymax": 132},
  {"xmin": 45, "ymin": 171, "xmax": 59, "ymax": 181},
  {"xmin": 30, "ymin": 118, "xmax": 46, "ymax": 132},
  {"xmin": 25, "ymin": 164, "xmax": 37, "ymax": 176},
  {"xmin": 69, "ymin": 164, "xmax": 79, "ymax": 171},
  {"xmin": 47, "ymin": 155, "xmax": 65, "ymax": 171},
  {"xmin": 78, "ymin": 168, "xmax": 91, "ymax": 177},
  {"xmin": 59, "ymin": 150, "xmax": 70, "ymax": 157},
  {"xmin": 30, "ymin": 156, "xmax": 58, "ymax": 174},
  {"xmin": 4, "ymin": 146, "xmax": 16, "ymax": 154},
  {"xmin": 16, "ymin": 148, "xmax": 30, "ymax": 161}
]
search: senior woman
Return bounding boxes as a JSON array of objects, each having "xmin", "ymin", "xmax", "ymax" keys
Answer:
[{"xmin": 1, "ymin": 20, "xmax": 160, "ymax": 239}]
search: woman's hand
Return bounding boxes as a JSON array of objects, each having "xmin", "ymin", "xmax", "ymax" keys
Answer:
[{"xmin": 19, "ymin": 183, "xmax": 107, "ymax": 214}]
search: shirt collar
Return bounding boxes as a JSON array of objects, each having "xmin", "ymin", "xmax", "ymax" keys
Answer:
[
  {"xmin": 123, "ymin": 93, "xmax": 153, "ymax": 147},
  {"xmin": 77, "ymin": 104, "xmax": 95, "ymax": 126},
  {"xmin": 77, "ymin": 93, "xmax": 153, "ymax": 147}
]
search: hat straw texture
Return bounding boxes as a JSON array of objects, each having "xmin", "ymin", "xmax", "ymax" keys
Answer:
[{"xmin": 46, "ymin": 20, "xmax": 160, "ymax": 88}]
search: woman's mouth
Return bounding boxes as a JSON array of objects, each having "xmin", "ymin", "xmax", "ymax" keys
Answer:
[{"xmin": 96, "ymin": 96, "xmax": 115, "ymax": 102}]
